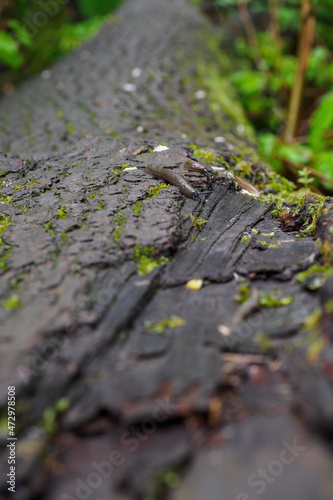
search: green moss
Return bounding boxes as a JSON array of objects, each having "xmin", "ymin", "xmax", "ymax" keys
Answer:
[
  {"xmin": 0, "ymin": 215, "xmax": 12, "ymax": 245},
  {"xmin": 304, "ymin": 308, "xmax": 322, "ymax": 331},
  {"xmin": 98, "ymin": 201, "xmax": 104, "ymax": 210},
  {"xmin": 190, "ymin": 214, "xmax": 207, "ymax": 230},
  {"xmin": 259, "ymin": 293, "xmax": 293, "ymax": 307},
  {"xmin": 2, "ymin": 293, "xmax": 21, "ymax": 310},
  {"xmin": 0, "ymin": 194, "xmax": 13, "ymax": 204},
  {"xmin": 321, "ymin": 241, "xmax": 333, "ymax": 266},
  {"xmin": 0, "ymin": 246, "xmax": 12, "ymax": 271},
  {"xmin": 251, "ymin": 229, "xmax": 275, "ymax": 237},
  {"xmin": 296, "ymin": 264, "xmax": 333, "ymax": 287},
  {"xmin": 255, "ymin": 332, "xmax": 274, "ymax": 351},
  {"xmin": 256, "ymin": 239, "xmax": 280, "ymax": 249},
  {"xmin": 235, "ymin": 160, "xmax": 252, "ymax": 176},
  {"xmin": 133, "ymin": 200, "xmax": 142, "ymax": 215},
  {"xmin": 13, "ymin": 179, "xmax": 39, "ymax": 191},
  {"xmin": 42, "ymin": 398, "xmax": 70, "ymax": 435},
  {"xmin": 44, "ymin": 221, "xmax": 55, "ymax": 237},
  {"xmin": 66, "ymin": 122, "xmax": 75, "ymax": 134},
  {"xmin": 143, "ymin": 468, "xmax": 181, "ymax": 500},
  {"xmin": 57, "ymin": 205, "xmax": 68, "ymax": 219},
  {"xmin": 57, "ymin": 109, "xmax": 64, "ymax": 119},
  {"xmin": 147, "ymin": 182, "xmax": 169, "ymax": 198},
  {"xmin": 113, "ymin": 210, "xmax": 126, "ymax": 241},
  {"xmin": 234, "ymin": 284, "xmax": 251, "ymax": 303},
  {"xmin": 133, "ymin": 245, "xmax": 169, "ymax": 275},
  {"xmin": 190, "ymin": 145, "xmax": 218, "ymax": 165},
  {"xmin": 235, "ymin": 284, "xmax": 293, "ymax": 307},
  {"xmin": 196, "ymin": 55, "xmax": 254, "ymax": 140},
  {"xmin": 144, "ymin": 315, "xmax": 185, "ymax": 334},
  {"xmin": 325, "ymin": 298, "xmax": 333, "ymax": 314},
  {"xmin": 241, "ymin": 234, "xmax": 251, "ymax": 244},
  {"xmin": 190, "ymin": 234, "xmax": 206, "ymax": 241}
]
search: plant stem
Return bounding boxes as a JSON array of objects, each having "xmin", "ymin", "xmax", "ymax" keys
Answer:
[
  {"xmin": 284, "ymin": 0, "xmax": 316, "ymax": 143},
  {"xmin": 274, "ymin": 155, "xmax": 333, "ymax": 188}
]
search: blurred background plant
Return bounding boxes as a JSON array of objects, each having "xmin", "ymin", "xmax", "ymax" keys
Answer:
[
  {"xmin": 0, "ymin": 0, "xmax": 122, "ymax": 94},
  {"xmin": 199, "ymin": 0, "xmax": 333, "ymax": 193}
]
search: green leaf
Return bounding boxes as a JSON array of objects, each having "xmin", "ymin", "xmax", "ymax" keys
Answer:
[
  {"xmin": 8, "ymin": 19, "xmax": 32, "ymax": 48},
  {"xmin": 310, "ymin": 92, "xmax": 333, "ymax": 153},
  {"xmin": 313, "ymin": 151, "xmax": 333, "ymax": 185},
  {"xmin": 232, "ymin": 70, "xmax": 267, "ymax": 96},
  {"xmin": 0, "ymin": 30, "xmax": 23, "ymax": 69}
]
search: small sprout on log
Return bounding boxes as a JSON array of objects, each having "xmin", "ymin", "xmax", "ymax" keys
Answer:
[
  {"xmin": 185, "ymin": 279, "xmax": 203, "ymax": 291},
  {"xmin": 144, "ymin": 315, "xmax": 185, "ymax": 334},
  {"xmin": 190, "ymin": 214, "xmax": 207, "ymax": 230}
]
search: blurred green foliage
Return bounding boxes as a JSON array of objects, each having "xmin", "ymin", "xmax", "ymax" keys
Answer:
[
  {"xmin": 206, "ymin": 0, "xmax": 333, "ymax": 188},
  {"xmin": 0, "ymin": 0, "xmax": 122, "ymax": 86}
]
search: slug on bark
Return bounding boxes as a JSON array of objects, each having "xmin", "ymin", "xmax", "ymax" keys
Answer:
[{"xmin": 144, "ymin": 165, "xmax": 198, "ymax": 199}]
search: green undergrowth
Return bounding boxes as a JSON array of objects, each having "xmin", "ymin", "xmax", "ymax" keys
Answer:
[{"xmin": 195, "ymin": 36, "xmax": 256, "ymax": 149}]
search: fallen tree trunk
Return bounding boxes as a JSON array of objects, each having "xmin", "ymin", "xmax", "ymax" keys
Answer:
[{"xmin": 0, "ymin": 0, "xmax": 333, "ymax": 499}]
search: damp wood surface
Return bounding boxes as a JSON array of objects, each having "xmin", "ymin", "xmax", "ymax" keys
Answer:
[{"xmin": 0, "ymin": 0, "xmax": 333, "ymax": 499}]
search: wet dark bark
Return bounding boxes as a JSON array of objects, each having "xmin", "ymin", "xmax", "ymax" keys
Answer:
[{"xmin": 0, "ymin": 0, "xmax": 333, "ymax": 499}]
